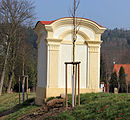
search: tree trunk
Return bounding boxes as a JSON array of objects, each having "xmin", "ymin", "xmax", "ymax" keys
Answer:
[
  {"xmin": 7, "ymin": 41, "xmax": 17, "ymax": 94},
  {"xmin": 7, "ymin": 65, "xmax": 14, "ymax": 93},
  {"xmin": 0, "ymin": 42, "xmax": 11, "ymax": 95},
  {"xmin": 7, "ymin": 73, "xmax": 13, "ymax": 93}
]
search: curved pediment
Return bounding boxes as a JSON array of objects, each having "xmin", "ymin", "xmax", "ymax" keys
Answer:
[
  {"xmin": 51, "ymin": 17, "xmax": 106, "ymax": 34},
  {"xmin": 34, "ymin": 17, "xmax": 106, "ymax": 44}
]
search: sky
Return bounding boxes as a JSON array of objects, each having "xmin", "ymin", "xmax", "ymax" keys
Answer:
[{"xmin": 33, "ymin": 0, "xmax": 130, "ymax": 30}]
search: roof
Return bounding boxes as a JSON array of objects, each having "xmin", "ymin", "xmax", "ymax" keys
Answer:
[
  {"xmin": 39, "ymin": 17, "xmax": 105, "ymax": 28},
  {"xmin": 113, "ymin": 64, "xmax": 130, "ymax": 82},
  {"xmin": 40, "ymin": 20, "xmax": 55, "ymax": 25}
]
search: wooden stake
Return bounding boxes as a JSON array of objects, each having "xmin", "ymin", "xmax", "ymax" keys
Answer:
[
  {"xmin": 75, "ymin": 64, "xmax": 77, "ymax": 106},
  {"xmin": 22, "ymin": 76, "xmax": 25, "ymax": 103},
  {"xmin": 26, "ymin": 76, "xmax": 28, "ymax": 100},
  {"xmin": 26, "ymin": 76, "xmax": 28, "ymax": 92},
  {"xmin": 19, "ymin": 76, "xmax": 21, "ymax": 104},
  {"xmin": 64, "ymin": 62, "xmax": 80, "ymax": 107},
  {"xmin": 65, "ymin": 64, "xmax": 68, "ymax": 109},
  {"xmin": 78, "ymin": 64, "xmax": 80, "ymax": 105}
]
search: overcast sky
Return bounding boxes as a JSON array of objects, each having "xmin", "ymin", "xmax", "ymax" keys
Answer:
[{"xmin": 33, "ymin": 0, "xmax": 130, "ymax": 29}]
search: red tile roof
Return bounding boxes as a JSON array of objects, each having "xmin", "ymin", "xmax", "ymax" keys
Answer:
[
  {"xmin": 40, "ymin": 20, "xmax": 56, "ymax": 25},
  {"xmin": 39, "ymin": 17, "xmax": 105, "ymax": 28},
  {"xmin": 113, "ymin": 64, "xmax": 130, "ymax": 82}
]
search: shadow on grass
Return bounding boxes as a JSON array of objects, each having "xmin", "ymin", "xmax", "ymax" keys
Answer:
[{"xmin": 0, "ymin": 98, "xmax": 35, "ymax": 117}]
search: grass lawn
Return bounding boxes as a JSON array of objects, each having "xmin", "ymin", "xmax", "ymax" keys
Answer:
[
  {"xmin": 0, "ymin": 92, "xmax": 40, "ymax": 120},
  {"xmin": 0, "ymin": 93, "xmax": 130, "ymax": 120},
  {"xmin": 55, "ymin": 93, "xmax": 130, "ymax": 120}
]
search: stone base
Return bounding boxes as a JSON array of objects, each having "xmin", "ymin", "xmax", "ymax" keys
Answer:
[{"xmin": 35, "ymin": 86, "xmax": 101, "ymax": 105}]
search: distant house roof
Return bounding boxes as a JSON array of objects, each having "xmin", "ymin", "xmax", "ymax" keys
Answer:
[
  {"xmin": 39, "ymin": 17, "xmax": 105, "ymax": 28},
  {"xmin": 113, "ymin": 64, "xmax": 130, "ymax": 82}
]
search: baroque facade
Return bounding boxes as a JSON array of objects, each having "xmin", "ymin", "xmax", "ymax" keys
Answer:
[{"xmin": 34, "ymin": 17, "xmax": 106, "ymax": 105}]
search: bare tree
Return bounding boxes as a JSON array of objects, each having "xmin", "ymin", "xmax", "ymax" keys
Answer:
[
  {"xmin": 0, "ymin": 0, "xmax": 35, "ymax": 95},
  {"xmin": 71, "ymin": 0, "xmax": 80, "ymax": 62},
  {"xmin": 70, "ymin": 0, "xmax": 80, "ymax": 107},
  {"xmin": 7, "ymin": 31, "xmax": 22, "ymax": 93}
]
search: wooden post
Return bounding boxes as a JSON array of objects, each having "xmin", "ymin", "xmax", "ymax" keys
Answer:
[
  {"xmin": 65, "ymin": 64, "xmax": 68, "ymax": 109},
  {"xmin": 75, "ymin": 64, "xmax": 77, "ymax": 106},
  {"xmin": 26, "ymin": 76, "xmax": 28, "ymax": 100},
  {"xmin": 22, "ymin": 76, "xmax": 25, "ymax": 103},
  {"xmin": 65, "ymin": 62, "xmax": 80, "ymax": 108},
  {"xmin": 26, "ymin": 76, "xmax": 28, "ymax": 93},
  {"xmin": 19, "ymin": 76, "xmax": 21, "ymax": 104},
  {"xmin": 78, "ymin": 64, "xmax": 80, "ymax": 105}
]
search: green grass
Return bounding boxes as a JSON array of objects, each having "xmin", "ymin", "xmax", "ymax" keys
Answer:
[
  {"xmin": 0, "ymin": 93, "xmax": 130, "ymax": 120},
  {"xmin": 0, "ymin": 92, "xmax": 40, "ymax": 120},
  {"xmin": 56, "ymin": 93, "xmax": 130, "ymax": 120}
]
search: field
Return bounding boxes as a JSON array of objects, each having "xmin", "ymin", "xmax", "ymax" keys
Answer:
[
  {"xmin": 0, "ymin": 93, "xmax": 130, "ymax": 120},
  {"xmin": 0, "ymin": 92, "xmax": 39, "ymax": 120}
]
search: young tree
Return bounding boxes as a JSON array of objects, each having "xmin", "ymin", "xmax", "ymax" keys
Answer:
[
  {"xmin": 119, "ymin": 66, "xmax": 127, "ymax": 93},
  {"xmin": 72, "ymin": 0, "xmax": 80, "ymax": 62},
  {"xmin": 70, "ymin": 0, "xmax": 80, "ymax": 107},
  {"xmin": 0, "ymin": 0, "xmax": 35, "ymax": 95},
  {"xmin": 109, "ymin": 72, "xmax": 118, "ymax": 93}
]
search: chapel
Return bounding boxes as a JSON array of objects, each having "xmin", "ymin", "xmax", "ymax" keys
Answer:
[{"xmin": 34, "ymin": 17, "xmax": 106, "ymax": 105}]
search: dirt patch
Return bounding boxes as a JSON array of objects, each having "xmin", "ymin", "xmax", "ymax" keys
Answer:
[
  {"xmin": 18, "ymin": 105, "xmax": 71, "ymax": 120},
  {"xmin": 18, "ymin": 98, "xmax": 71, "ymax": 120}
]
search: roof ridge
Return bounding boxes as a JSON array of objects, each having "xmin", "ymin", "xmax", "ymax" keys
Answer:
[{"xmin": 39, "ymin": 17, "xmax": 105, "ymax": 28}]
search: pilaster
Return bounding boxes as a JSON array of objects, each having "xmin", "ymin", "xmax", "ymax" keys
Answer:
[
  {"xmin": 47, "ymin": 39, "xmax": 62, "ymax": 88},
  {"xmin": 87, "ymin": 42, "xmax": 101, "ymax": 89}
]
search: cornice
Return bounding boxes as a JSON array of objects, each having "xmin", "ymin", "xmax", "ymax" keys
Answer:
[
  {"xmin": 86, "ymin": 41, "xmax": 102, "ymax": 45},
  {"xmin": 46, "ymin": 38, "xmax": 62, "ymax": 44}
]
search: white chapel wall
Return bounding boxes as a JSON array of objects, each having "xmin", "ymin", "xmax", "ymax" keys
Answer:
[
  {"xmin": 75, "ymin": 44, "xmax": 88, "ymax": 88},
  {"xmin": 58, "ymin": 44, "xmax": 72, "ymax": 88},
  {"xmin": 38, "ymin": 37, "xmax": 47, "ymax": 87},
  {"xmin": 58, "ymin": 31, "xmax": 89, "ymax": 89}
]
